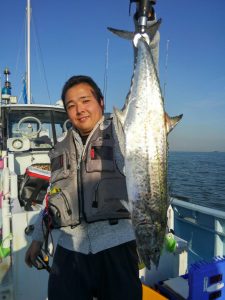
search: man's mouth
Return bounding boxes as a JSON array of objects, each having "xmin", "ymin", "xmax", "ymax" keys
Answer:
[{"xmin": 78, "ymin": 116, "xmax": 89, "ymax": 122}]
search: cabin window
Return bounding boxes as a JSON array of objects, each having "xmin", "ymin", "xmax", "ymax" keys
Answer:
[{"xmin": 6, "ymin": 109, "xmax": 67, "ymax": 149}]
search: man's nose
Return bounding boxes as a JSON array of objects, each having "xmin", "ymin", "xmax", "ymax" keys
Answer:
[{"xmin": 76, "ymin": 102, "xmax": 85, "ymax": 114}]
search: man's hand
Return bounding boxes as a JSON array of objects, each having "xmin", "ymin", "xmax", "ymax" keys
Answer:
[{"xmin": 25, "ymin": 240, "xmax": 43, "ymax": 268}]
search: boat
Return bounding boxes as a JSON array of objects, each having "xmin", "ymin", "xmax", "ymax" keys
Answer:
[
  {"xmin": 0, "ymin": 99, "xmax": 68, "ymax": 300},
  {"xmin": 1, "ymin": 1, "xmax": 225, "ymax": 299},
  {"xmin": 0, "ymin": 1, "xmax": 68, "ymax": 299}
]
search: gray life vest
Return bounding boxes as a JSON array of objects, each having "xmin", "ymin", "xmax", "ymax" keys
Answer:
[{"xmin": 47, "ymin": 118, "xmax": 130, "ymax": 228}]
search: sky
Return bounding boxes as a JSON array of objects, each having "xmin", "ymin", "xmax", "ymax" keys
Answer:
[{"xmin": 0, "ymin": 0, "xmax": 225, "ymax": 152}]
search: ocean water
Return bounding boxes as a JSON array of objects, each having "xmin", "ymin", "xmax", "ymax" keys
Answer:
[
  {"xmin": 168, "ymin": 151, "xmax": 225, "ymax": 210},
  {"xmin": 1, "ymin": 152, "xmax": 225, "ymax": 229}
]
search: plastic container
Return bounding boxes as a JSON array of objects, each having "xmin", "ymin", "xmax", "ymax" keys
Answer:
[
  {"xmin": 188, "ymin": 256, "xmax": 225, "ymax": 300},
  {"xmin": 142, "ymin": 284, "xmax": 168, "ymax": 300}
]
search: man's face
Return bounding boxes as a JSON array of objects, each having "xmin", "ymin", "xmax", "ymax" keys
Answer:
[{"xmin": 64, "ymin": 83, "xmax": 104, "ymax": 136}]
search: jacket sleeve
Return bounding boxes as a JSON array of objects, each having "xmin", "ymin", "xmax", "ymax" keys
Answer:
[{"xmin": 32, "ymin": 209, "xmax": 46, "ymax": 242}]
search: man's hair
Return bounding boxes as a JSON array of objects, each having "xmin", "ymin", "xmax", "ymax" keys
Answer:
[{"xmin": 61, "ymin": 75, "xmax": 104, "ymax": 110}]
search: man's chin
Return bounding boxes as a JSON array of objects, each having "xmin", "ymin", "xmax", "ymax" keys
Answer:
[{"xmin": 78, "ymin": 126, "xmax": 91, "ymax": 136}]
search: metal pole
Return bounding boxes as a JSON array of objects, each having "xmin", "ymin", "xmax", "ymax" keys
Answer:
[
  {"xmin": 27, "ymin": 0, "xmax": 31, "ymax": 104},
  {"xmin": 0, "ymin": 74, "xmax": 2, "ymax": 121},
  {"xmin": 0, "ymin": 74, "xmax": 2, "ymax": 103}
]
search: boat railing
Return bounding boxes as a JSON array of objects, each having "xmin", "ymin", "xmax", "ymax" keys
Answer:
[{"xmin": 172, "ymin": 198, "xmax": 225, "ymax": 266}]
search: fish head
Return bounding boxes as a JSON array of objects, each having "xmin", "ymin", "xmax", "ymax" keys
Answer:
[{"xmin": 133, "ymin": 33, "xmax": 150, "ymax": 48}]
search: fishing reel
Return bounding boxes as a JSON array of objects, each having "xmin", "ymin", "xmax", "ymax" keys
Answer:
[
  {"xmin": 130, "ymin": 0, "xmax": 156, "ymax": 32},
  {"xmin": 138, "ymin": 0, "xmax": 151, "ymax": 32},
  {"xmin": 33, "ymin": 249, "xmax": 51, "ymax": 273}
]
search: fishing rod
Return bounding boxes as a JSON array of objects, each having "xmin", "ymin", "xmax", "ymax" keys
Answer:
[
  {"xmin": 25, "ymin": 225, "xmax": 51, "ymax": 273},
  {"xmin": 138, "ymin": 0, "xmax": 152, "ymax": 32},
  {"xmin": 129, "ymin": 0, "xmax": 156, "ymax": 33},
  {"xmin": 33, "ymin": 249, "xmax": 51, "ymax": 273}
]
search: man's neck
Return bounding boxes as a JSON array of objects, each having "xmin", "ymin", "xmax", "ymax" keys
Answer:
[{"xmin": 80, "ymin": 134, "xmax": 89, "ymax": 145}]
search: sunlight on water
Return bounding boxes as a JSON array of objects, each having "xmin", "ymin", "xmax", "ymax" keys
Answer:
[{"xmin": 168, "ymin": 151, "xmax": 225, "ymax": 210}]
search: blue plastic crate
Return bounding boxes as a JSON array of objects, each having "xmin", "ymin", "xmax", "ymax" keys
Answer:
[{"xmin": 188, "ymin": 256, "xmax": 225, "ymax": 300}]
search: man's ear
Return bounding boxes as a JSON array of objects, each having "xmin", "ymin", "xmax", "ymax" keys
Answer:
[{"xmin": 100, "ymin": 98, "xmax": 104, "ymax": 111}]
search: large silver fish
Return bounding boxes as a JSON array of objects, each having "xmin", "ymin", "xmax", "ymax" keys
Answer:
[{"xmin": 114, "ymin": 33, "xmax": 182, "ymax": 269}]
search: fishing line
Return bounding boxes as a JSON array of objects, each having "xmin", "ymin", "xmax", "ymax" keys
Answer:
[
  {"xmin": 163, "ymin": 39, "xmax": 170, "ymax": 100},
  {"xmin": 103, "ymin": 38, "xmax": 109, "ymax": 112},
  {"xmin": 14, "ymin": 11, "xmax": 26, "ymax": 103},
  {"xmin": 32, "ymin": 12, "xmax": 51, "ymax": 105}
]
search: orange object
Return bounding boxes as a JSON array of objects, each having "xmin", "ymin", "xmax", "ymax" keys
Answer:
[{"xmin": 142, "ymin": 284, "xmax": 168, "ymax": 300}]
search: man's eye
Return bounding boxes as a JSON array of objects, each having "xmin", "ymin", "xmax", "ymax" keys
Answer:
[{"xmin": 67, "ymin": 104, "xmax": 75, "ymax": 110}]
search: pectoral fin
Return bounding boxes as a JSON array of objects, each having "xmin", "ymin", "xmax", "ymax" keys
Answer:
[
  {"xmin": 107, "ymin": 27, "xmax": 135, "ymax": 40},
  {"xmin": 165, "ymin": 113, "xmax": 183, "ymax": 134},
  {"xmin": 107, "ymin": 19, "xmax": 162, "ymax": 41}
]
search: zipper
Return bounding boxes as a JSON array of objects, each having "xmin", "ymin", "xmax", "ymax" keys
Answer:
[
  {"xmin": 79, "ymin": 159, "xmax": 86, "ymax": 220},
  {"xmin": 92, "ymin": 179, "xmax": 102, "ymax": 208},
  {"xmin": 81, "ymin": 116, "xmax": 105, "ymax": 160},
  {"xmin": 76, "ymin": 156, "xmax": 83, "ymax": 221},
  {"xmin": 49, "ymin": 192, "xmax": 72, "ymax": 218},
  {"xmin": 77, "ymin": 161, "xmax": 93, "ymax": 253},
  {"xmin": 77, "ymin": 118, "xmax": 104, "ymax": 217},
  {"xmin": 74, "ymin": 116, "xmax": 107, "ymax": 253},
  {"xmin": 61, "ymin": 192, "xmax": 72, "ymax": 216}
]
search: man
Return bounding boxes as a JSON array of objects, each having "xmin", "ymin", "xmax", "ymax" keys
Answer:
[{"xmin": 25, "ymin": 75, "xmax": 142, "ymax": 300}]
